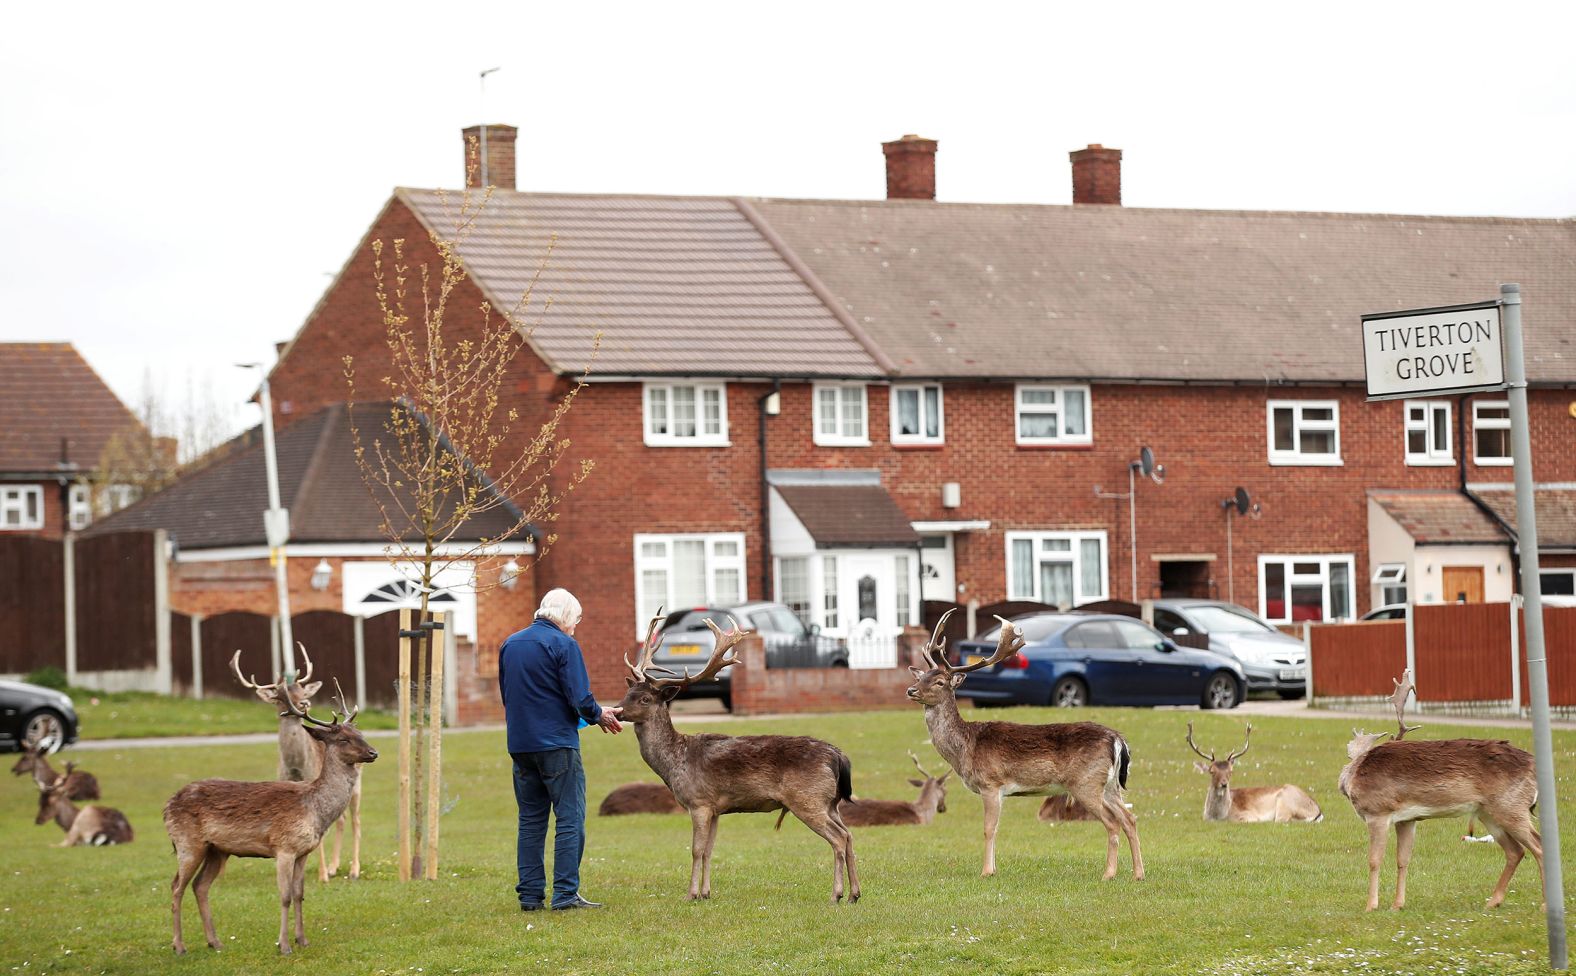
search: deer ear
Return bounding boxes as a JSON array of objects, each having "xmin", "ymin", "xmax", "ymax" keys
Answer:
[
  {"xmin": 939, "ymin": 771, "xmax": 951, "ymax": 784},
  {"xmin": 659, "ymin": 686, "xmax": 681, "ymax": 702},
  {"xmin": 253, "ymin": 685, "xmax": 282, "ymax": 704},
  {"xmin": 303, "ymin": 723, "xmax": 332, "ymax": 742},
  {"xmin": 948, "ymin": 672, "xmax": 968, "ymax": 690},
  {"xmin": 1193, "ymin": 761, "xmax": 1209, "ymax": 774},
  {"xmin": 907, "ymin": 778, "xmax": 925, "ymax": 788},
  {"xmin": 907, "ymin": 666, "xmax": 925, "ymax": 679},
  {"xmin": 625, "ymin": 676, "xmax": 638, "ymax": 688},
  {"xmin": 298, "ymin": 680, "xmax": 323, "ymax": 698}
]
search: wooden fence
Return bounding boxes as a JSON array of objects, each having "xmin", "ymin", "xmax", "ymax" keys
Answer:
[
  {"xmin": 0, "ymin": 535, "xmax": 65, "ymax": 673},
  {"xmin": 1309, "ymin": 600, "xmax": 1576, "ymax": 716}
]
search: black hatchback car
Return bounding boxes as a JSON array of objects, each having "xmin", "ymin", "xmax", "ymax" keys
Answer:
[{"xmin": 0, "ymin": 680, "xmax": 80, "ymax": 752}]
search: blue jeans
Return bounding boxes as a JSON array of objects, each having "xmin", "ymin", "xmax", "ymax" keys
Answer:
[{"xmin": 511, "ymin": 748, "xmax": 586, "ymax": 908}]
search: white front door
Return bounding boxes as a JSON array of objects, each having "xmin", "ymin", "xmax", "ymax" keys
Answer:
[
  {"xmin": 843, "ymin": 554, "xmax": 897, "ymax": 636},
  {"xmin": 919, "ymin": 534, "xmax": 955, "ymax": 602}
]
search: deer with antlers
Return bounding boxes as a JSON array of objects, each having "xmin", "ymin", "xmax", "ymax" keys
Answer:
[
  {"xmin": 12, "ymin": 740, "xmax": 99, "ymax": 800},
  {"xmin": 35, "ymin": 764, "xmax": 133, "ymax": 846},
  {"xmin": 232, "ymin": 646, "xmax": 362, "ymax": 881},
  {"xmin": 832, "ymin": 751, "xmax": 950, "ymax": 828},
  {"xmin": 906, "ymin": 610, "xmax": 1143, "ymax": 879},
  {"xmin": 617, "ymin": 611, "xmax": 860, "ymax": 902},
  {"xmin": 1339, "ymin": 669, "xmax": 1543, "ymax": 910},
  {"xmin": 1186, "ymin": 723, "xmax": 1322, "ymax": 823},
  {"xmin": 164, "ymin": 689, "xmax": 378, "ymax": 955}
]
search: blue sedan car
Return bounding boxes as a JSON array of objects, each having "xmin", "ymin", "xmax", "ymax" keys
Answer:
[{"xmin": 950, "ymin": 613, "xmax": 1246, "ymax": 709}]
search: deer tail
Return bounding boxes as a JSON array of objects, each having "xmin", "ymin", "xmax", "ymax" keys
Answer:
[
  {"xmin": 836, "ymin": 753, "xmax": 853, "ymax": 803},
  {"xmin": 1115, "ymin": 736, "xmax": 1131, "ymax": 791},
  {"xmin": 774, "ymin": 808, "xmax": 788, "ymax": 832}
]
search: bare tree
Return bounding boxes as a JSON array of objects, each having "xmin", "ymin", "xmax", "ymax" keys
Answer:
[{"xmin": 343, "ymin": 138, "xmax": 596, "ymax": 880}]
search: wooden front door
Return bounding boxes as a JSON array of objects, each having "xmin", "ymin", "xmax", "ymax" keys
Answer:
[{"xmin": 1441, "ymin": 566, "xmax": 1485, "ymax": 604}]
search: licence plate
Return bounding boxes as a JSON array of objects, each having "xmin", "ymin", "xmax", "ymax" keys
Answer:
[
  {"xmin": 669, "ymin": 644, "xmax": 703, "ymax": 657},
  {"xmin": 1279, "ymin": 667, "xmax": 1306, "ymax": 681},
  {"xmin": 966, "ymin": 654, "xmax": 987, "ymax": 667}
]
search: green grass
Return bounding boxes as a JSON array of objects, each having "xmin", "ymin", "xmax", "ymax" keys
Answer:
[
  {"xmin": 71, "ymin": 690, "xmax": 397, "ymax": 740},
  {"xmin": 2, "ymin": 706, "xmax": 1569, "ymax": 974}
]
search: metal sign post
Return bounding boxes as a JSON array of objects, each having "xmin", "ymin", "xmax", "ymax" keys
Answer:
[{"xmin": 1501, "ymin": 284, "xmax": 1567, "ymax": 969}]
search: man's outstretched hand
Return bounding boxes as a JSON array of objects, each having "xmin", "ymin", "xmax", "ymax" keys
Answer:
[{"xmin": 597, "ymin": 706, "xmax": 624, "ymax": 734}]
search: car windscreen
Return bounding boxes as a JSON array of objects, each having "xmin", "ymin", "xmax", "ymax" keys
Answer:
[
  {"xmin": 974, "ymin": 615, "xmax": 1066, "ymax": 644},
  {"xmin": 666, "ymin": 610, "xmax": 733, "ymax": 633},
  {"xmin": 1184, "ymin": 605, "xmax": 1275, "ymax": 634},
  {"xmin": 749, "ymin": 608, "xmax": 806, "ymax": 636}
]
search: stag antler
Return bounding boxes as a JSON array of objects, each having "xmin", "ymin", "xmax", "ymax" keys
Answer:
[
  {"xmin": 1227, "ymin": 724, "xmax": 1253, "ymax": 763},
  {"xmin": 296, "ymin": 643, "xmax": 314, "ymax": 685},
  {"xmin": 921, "ymin": 608, "xmax": 957, "ymax": 670},
  {"xmin": 1389, "ymin": 670, "xmax": 1421, "ymax": 740},
  {"xmin": 647, "ymin": 616, "xmax": 752, "ymax": 690},
  {"xmin": 624, "ymin": 607, "xmax": 671, "ymax": 682},
  {"xmin": 1185, "ymin": 721, "xmax": 1215, "ymax": 762},
  {"xmin": 907, "ymin": 750, "xmax": 937, "ymax": 780},
  {"xmin": 278, "ymin": 690, "xmax": 338, "ymax": 728},
  {"xmin": 331, "ymin": 676, "xmax": 359, "ymax": 725},
  {"xmin": 946, "ymin": 616, "xmax": 1025, "ymax": 675},
  {"xmin": 230, "ymin": 649, "xmax": 266, "ymax": 690}
]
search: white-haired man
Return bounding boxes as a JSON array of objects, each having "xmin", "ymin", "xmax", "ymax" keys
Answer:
[{"xmin": 499, "ymin": 588, "xmax": 622, "ymax": 911}]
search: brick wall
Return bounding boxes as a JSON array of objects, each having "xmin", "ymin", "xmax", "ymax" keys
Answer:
[{"xmin": 730, "ymin": 630, "xmax": 929, "ymax": 716}]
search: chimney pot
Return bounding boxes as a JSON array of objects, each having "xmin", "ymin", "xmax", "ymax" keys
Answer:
[
  {"xmin": 462, "ymin": 124, "xmax": 518, "ymax": 191},
  {"xmin": 882, "ymin": 134, "xmax": 938, "ymax": 201},
  {"xmin": 1070, "ymin": 143, "xmax": 1122, "ymax": 205}
]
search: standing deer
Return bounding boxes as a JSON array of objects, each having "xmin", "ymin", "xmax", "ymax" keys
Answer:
[
  {"xmin": 35, "ymin": 765, "xmax": 133, "ymax": 846},
  {"xmin": 164, "ymin": 695, "xmax": 378, "ymax": 955},
  {"xmin": 833, "ymin": 751, "xmax": 950, "ymax": 827},
  {"xmin": 598, "ymin": 782, "xmax": 685, "ymax": 816},
  {"xmin": 12, "ymin": 740, "xmax": 99, "ymax": 800},
  {"xmin": 617, "ymin": 612, "xmax": 860, "ymax": 902},
  {"xmin": 1185, "ymin": 723, "xmax": 1322, "ymax": 823},
  {"xmin": 232, "ymin": 646, "xmax": 362, "ymax": 881},
  {"xmin": 906, "ymin": 610, "xmax": 1143, "ymax": 880},
  {"xmin": 1339, "ymin": 670, "xmax": 1543, "ymax": 910}
]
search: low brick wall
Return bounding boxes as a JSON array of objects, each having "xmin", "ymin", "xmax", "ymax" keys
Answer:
[
  {"xmin": 455, "ymin": 639, "xmax": 506, "ymax": 726},
  {"xmin": 730, "ymin": 630, "xmax": 928, "ymax": 716}
]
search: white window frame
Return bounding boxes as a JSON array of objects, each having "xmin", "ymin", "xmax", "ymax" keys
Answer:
[
  {"xmin": 1372, "ymin": 562, "xmax": 1407, "ymax": 606},
  {"xmin": 1404, "ymin": 400, "xmax": 1453, "ymax": 466},
  {"xmin": 813, "ymin": 383, "xmax": 870, "ymax": 447},
  {"xmin": 1003, "ymin": 530, "xmax": 1108, "ymax": 607},
  {"xmin": 1472, "ymin": 400, "xmax": 1512, "ymax": 467},
  {"xmin": 632, "ymin": 533, "xmax": 747, "ymax": 637},
  {"xmin": 0, "ymin": 486, "xmax": 44, "ymax": 531},
  {"xmin": 642, "ymin": 382, "xmax": 729, "ymax": 447},
  {"xmin": 889, "ymin": 383, "xmax": 944, "ymax": 445},
  {"xmin": 1540, "ymin": 569, "xmax": 1576, "ymax": 596},
  {"xmin": 1266, "ymin": 400, "xmax": 1342, "ymax": 466},
  {"xmin": 1258, "ymin": 553, "xmax": 1357, "ymax": 624},
  {"xmin": 1014, "ymin": 384, "xmax": 1092, "ymax": 446},
  {"xmin": 67, "ymin": 483, "xmax": 92, "ymax": 531}
]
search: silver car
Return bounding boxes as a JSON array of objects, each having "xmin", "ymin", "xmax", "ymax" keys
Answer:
[
  {"xmin": 648, "ymin": 601, "xmax": 849, "ymax": 710},
  {"xmin": 1149, "ymin": 599, "xmax": 1307, "ymax": 699}
]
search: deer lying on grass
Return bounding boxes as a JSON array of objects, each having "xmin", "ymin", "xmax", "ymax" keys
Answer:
[
  {"xmin": 12, "ymin": 740, "xmax": 99, "ymax": 800},
  {"xmin": 232, "ymin": 646, "xmax": 362, "ymax": 881},
  {"xmin": 906, "ymin": 610, "xmax": 1143, "ymax": 879},
  {"xmin": 833, "ymin": 751, "xmax": 950, "ymax": 827},
  {"xmin": 1186, "ymin": 723, "xmax": 1322, "ymax": 823},
  {"xmin": 1339, "ymin": 670, "xmax": 1542, "ymax": 910},
  {"xmin": 35, "ymin": 765, "xmax": 133, "ymax": 846},
  {"xmin": 1038, "ymin": 795, "xmax": 1095, "ymax": 821},
  {"xmin": 618, "ymin": 611, "xmax": 860, "ymax": 902},
  {"xmin": 598, "ymin": 782, "xmax": 685, "ymax": 816},
  {"xmin": 164, "ymin": 691, "xmax": 378, "ymax": 955}
]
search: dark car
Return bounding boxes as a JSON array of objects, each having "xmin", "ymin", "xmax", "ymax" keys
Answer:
[
  {"xmin": 0, "ymin": 680, "xmax": 80, "ymax": 752},
  {"xmin": 648, "ymin": 601, "xmax": 849, "ymax": 710},
  {"xmin": 950, "ymin": 613, "xmax": 1246, "ymax": 709},
  {"xmin": 1149, "ymin": 599, "xmax": 1308, "ymax": 699}
]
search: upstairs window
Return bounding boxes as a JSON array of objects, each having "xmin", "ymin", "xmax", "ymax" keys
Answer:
[
  {"xmin": 1015, "ymin": 385, "xmax": 1091, "ymax": 446},
  {"xmin": 1267, "ymin": 400, "xmax": 1341, "ymax": 465},
  {"xmin": 67, "ymin": 484, "xmax": 92, "ymax": 531},
  {"xmin": 890, "ymin": 384, "xmax": 943, "ymax": 445},
  {"xmin": 644, "ymin": 383, "xmax": 728, "ymax": 447},
  {"xmin": 1473, "ymin": 401, "xmax": 1512, "ymax": 466},
  {"xmin": 813, "ymin": 384, "xmax": 869, "ymax": 446},
  {"xmin": 0, "ymin": 486, "xmax": 43, "ymax": 531},
  {"xmin": 1404, "ymin": 401, "xmax": 1452, "ymax": 465}
]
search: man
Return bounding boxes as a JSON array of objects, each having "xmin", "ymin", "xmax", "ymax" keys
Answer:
[{"xmin": 499, "ymin": 588, "xmax": 622, "ymax": 911}]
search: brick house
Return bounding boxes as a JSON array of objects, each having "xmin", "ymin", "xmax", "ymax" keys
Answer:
[
  {"xmin": 0, "ymin": 343, "xmax": 146, "ymax": 536},
  {"xmin": 259, "ymin": 125, "xmax": 1576, "ymax": 699}
]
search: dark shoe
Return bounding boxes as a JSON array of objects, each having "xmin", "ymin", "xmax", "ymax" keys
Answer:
[
  {"xmin": 551, "ymin": 894, "xmax": 602, "ymax": 911},
  {"xmin": 520, "ymin": 902, "xmax": 547, "ymax": 912}
]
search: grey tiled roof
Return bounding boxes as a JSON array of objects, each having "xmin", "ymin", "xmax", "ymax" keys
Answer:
[
  {"xmin": 749, "ymin": 199, "xmax": 1576, "ymax": 383},
  {"xmin": 397, "ymin": 190, "xmax": 885, "ymax": 378}
]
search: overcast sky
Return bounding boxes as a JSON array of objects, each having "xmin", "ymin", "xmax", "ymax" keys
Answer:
[{"xmin": 3, "ymin": 1, "xmax": 1573, "ymax": 445}]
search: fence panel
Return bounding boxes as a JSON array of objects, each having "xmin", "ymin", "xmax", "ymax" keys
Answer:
[
  {"xmin": 0, "ymin": 536, "xmax": 65, "ymax": 673},
  {"xmin": 359, "ymin": 610, "xmax": 401, "ymax": 707},
  {"xmin": 170, "ymin": 611, "xmax": 194, "ymax": 695},
  {"xmin": 1520, "ymin": 604, "xmax": 1576, "ymax": 707},
  {"xmin": 1413, "ymin": 603, "xmax": 1511, "ymax": 701},
  {"xmin": 1309, "ymin": 620, "xmax": 1405, "ymax": 697},
  {"xmin": 200, "ymin": 611, "xmax": 274, "ymax": 699},
  {"xmin": 73, "ymin": 531, "xmax": 157, "ymax": 672},
  {"xmin": 291, "ymin": 610, "xmax": 359, "ymax": 706}
]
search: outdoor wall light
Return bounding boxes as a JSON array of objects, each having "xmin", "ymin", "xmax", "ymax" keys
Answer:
[
  {"xmin": 500, "ymin": 558, "xmax": 522, "ymax": 590},
  {"xmin": 309, "ymin": 558, "xmax": 333, "ymax": 591}
]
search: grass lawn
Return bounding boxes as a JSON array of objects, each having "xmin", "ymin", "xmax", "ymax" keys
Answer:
[
  {"xmin": 1, "ymin": 705, "xmax": 1569, "ymax": 975},
  {"xmin": 70, "ymin": 690, "xmax": 397, "ymax": 740}
]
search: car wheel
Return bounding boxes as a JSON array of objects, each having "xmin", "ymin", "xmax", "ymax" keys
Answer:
[
  {"xmin": 22, "ymin": 710, "xmax": 66, "ymax": 752},
  {"xmin": 719, "ymin": 693, "xmax": 734, "ymax": 713},
  {"xmin": 1201, "ymin": 673, "xmax": 1240, "ymax": 710},
  {"xmin": 1277, "ymin": 689, "xmax": 1305, "ymax": 700},
  {"xmin": 1050, "ymin": 677, "xmax": 1088, "ymax": 708},
  {"xmin": 830, "ymin": 659, "xmax": 849, "ymax": 668}
]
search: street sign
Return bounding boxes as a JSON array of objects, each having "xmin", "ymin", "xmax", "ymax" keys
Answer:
[{"xmin": 1361, "ymin": 300, "xmax": 1505, "ymax": 401}]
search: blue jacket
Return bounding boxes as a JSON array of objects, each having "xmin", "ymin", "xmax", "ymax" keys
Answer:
[{"xmin": 498, "ymin": 617, "xmax": 602, "ymax": 753}]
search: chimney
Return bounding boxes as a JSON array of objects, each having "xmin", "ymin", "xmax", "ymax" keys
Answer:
[
  {"xmin": 1070, "ymin": 144, "xmax": 1122, "ymax": 205},
  {"xmin": 462, "ymin": 123, "xmax": 518, "ymax": 190},
  {"xmin": 882, "ymin": 134, "xmax": 938, "ymax": 200}
]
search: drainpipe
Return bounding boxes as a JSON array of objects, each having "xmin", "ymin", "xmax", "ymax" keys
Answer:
[
  {"xmin": 757, "ymin": 380, "xmax": 781, "ymax": 599},
  {"xmin": 1457, "ymin": 394, "xmax": 1521, "ymax": 590}
]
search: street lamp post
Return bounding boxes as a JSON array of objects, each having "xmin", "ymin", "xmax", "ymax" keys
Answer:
[{"xmin": 240, "ymin": 364, "xmax": 296, "ymax": 677}]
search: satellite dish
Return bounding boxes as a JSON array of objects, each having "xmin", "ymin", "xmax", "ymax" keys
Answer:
[
  {"xmin": 1234, "ymin": 487, "xmax": 1251, "ymax": 516},
  {"xmin": 1139, "ymin": 446, "xmax": 1156, "ymax": 476}
]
